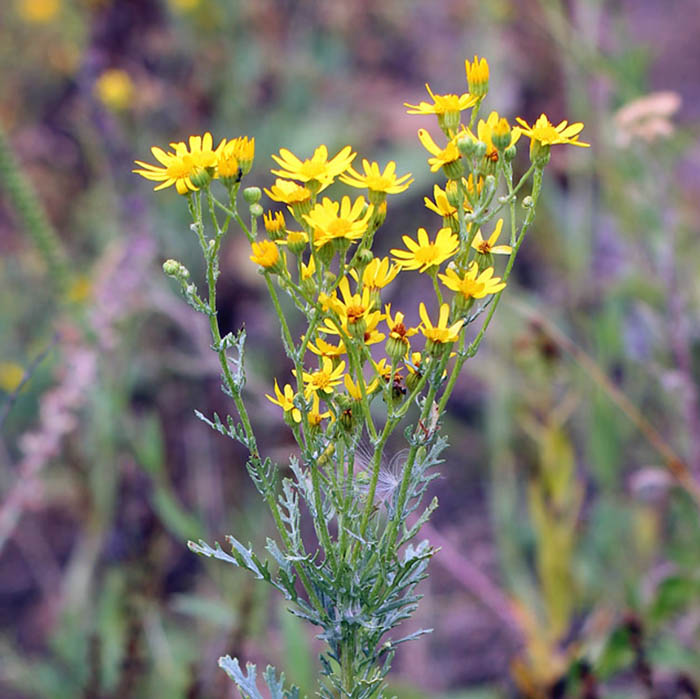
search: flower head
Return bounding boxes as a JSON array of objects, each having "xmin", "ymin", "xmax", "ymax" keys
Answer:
[
  {"xmin": 264, "ymin": 178, "xmax": 314, "ymax": 205},
  {"xmin": 419, "ymin": 302, "xmax": 463, "ymax": 346},
  {"xmin": 308, "ymin": 336, "xmax": 346, "ymax": 359},
  {"xmin": 94, "ymin": 69, "xmax": 134, "ymax": 111},
  {"xmin": 351, "ymin": 256, "xmax": 399, "ymax": 293},
  {"xmin": 438, "ymin": 262, "xmax": 506, "ymax": 300},
  {"xmin": 405, "ymin": 83, "xmax": 478, "ymax": 117},
  {"xmin": 471, "ymin": 219, "xmax": 512, "ymax": 256},
  {"xmin": 304, "ymin": 196, "xmax": 372, "ymax": 249},
  {"xmin": 391, "ymin": 227, "xmax": 459, "ymax": 273},
  {"xmin": 344, "ymin": 374, "xmax": 380, "ymax": 401},
  {"xmin": 299, "ymin": 357, "xmax": 346, "ymax": 399},
  {"xmin": 418, "ymin": 129, "xmax": 463, "ymax": 176},
  {"xmin": 340, "ymin": 159, "xmax": 413, "ymax": 198},
  {"xmin": 263, "ymin": 210, "xmax": 286, "ymax": 240},
  {"xmin": 271, "ymin": 144, "xmax": 356, "ymax": 186},
  {"xmin": 474, "ymin": 111, "xmax": 521, "ymax": 161},
  {"xmin": 465, "ymin": 56, "xmax": 489, "ymax": 97},
  {"xmin": 265, "ymin": 380, "xmax": 301, "ymax": 423},
  {"xmin": 424, "ymin": 184, "xmax": 458, "ymax": 219},
  {"xmin": 133, "ymin": 132, "xmax": 223, "ymax": 194},
  {"xmin": 250, "ymin": 239, "xmax": 280, "ymax": 269},
  {"xmin": 515, "ymin": 114, "xmax": 589, "ymax": 148}
]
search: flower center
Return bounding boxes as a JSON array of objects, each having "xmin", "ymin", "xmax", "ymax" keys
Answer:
[
  {"xmin": 415, "ymin": 244, "xmax": 439, "ymax": 264},
  {"xmin": 328, "ymin": 219, "xmax": 352, "ymax": 237}
]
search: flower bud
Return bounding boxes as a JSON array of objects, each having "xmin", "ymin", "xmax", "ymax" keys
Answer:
[
  {"xmin": 491, "ymin": 117, "xmax": 512, "ymax": 151},
  {"xmin": 504, "ymin": 145, "xmax": 517, "ymax": 162},
  {"xmin": 243, "ymin": 186, "xmax": 262, "ymax": 205},
  {"xmin": 522, "ymin": 195, "xmax": 534, "ymax": 209},
  {"xmin": 249, "ymin": 203, "xmax": 263, "ymax": 218},
  {"xmin": 163, "ymin": 259, "xmax": 189, "ymax": 280},
  {"xmin": 457, "ymin": 134, "xmax": 478, "ymax": 159}
]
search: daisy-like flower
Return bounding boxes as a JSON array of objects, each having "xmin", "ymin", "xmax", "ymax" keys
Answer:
[
  {"xmin": 465, "ymin": 55, "xmax": 489, "ymax": 97},
  {"xmin": 250, "ymin": 239, "xmax": 280, "ymax": 269},
  {"xmin": 133, "ymin": 132, "xmax": 223, "ymax": 194},
  {"xmin": 373, "ymin": 358, "xmax": 405, "ymax": 384},
  {"xmin": 308, "ymin": 336, "xmax": 346, "ymax": 359},
  {"xmin": 265, "ymin": 380, "xmax": 302, "ymax": 423},
  {"xmin": 471, "ymin": 219, "xmax": 512, "ymax": 256},
  {"xmin": 350, "ymin": 257, "xmax": 399, "ymax": 293},
  {"xmin": 298, "ymin": 357, "xmax": 346, "ymax": 399},
  {"xmin": 308, "ymin": 394, "xmax": 333, "ymax": 428},
  {"xmin": 439, "ymin": 262, "xmax": 506, "ymax": 301},
  {"xmin": 277, "ymin": 230, "xmax": 308, "ymax": 256},
  {"xmin": 220, "ymin": 135, "xmax": 255, "ymax": 175},
  {"xmin": 418, "ymin": 129, "xmax": 463, "ymax": 177},
  {"xmin": 424, "ymin": 184, "xmax": 458, "ymax": 219},
  {"xmin": 419, "ymin": 302, "xmax": 464, "ymax": 347},
  {"xmin": 321, "ymin": 277, "xmax": 380, "ymax": 341},
  {"xmin": 384, "ymin": 303, "xmax": 419, "ymax": 360},
  {"xmin": 471, "ymin": 111, "xmax": 521, "ymax": 162},
  {"xmin": 271, "ymin": 144, "xmax": 356, "ymax": 186},
  {"xmin": 391, "ymin": 227, "xmax": 459, "ymax": 273},
  {"xmin": 405, "ymin": 83, "xmax": 478, "ymax": 122},
  {"xmin": 339, "ymin": 159, "xmax": 413, "ymax": 202},
  {"xmin": 263, "ymin": 210, "xmax": 286, "ymax": 240},
  {"xmin": 300, "ymin": 256, "xmax": 316, "ymax": 281},
  {"xmin": 344, "ymin": 374, "xmax": 380, "ymax": 401},
  {"xmin": 515, "ymin": 114, "xmax": 590, "ymax": 148},
  {"xmin": 265, "ymin": 178, "xmax": 314, "ymax": 206},
  {"xmin": 304, "ymin": 196, "xmax": 372, "ymax": 249}
]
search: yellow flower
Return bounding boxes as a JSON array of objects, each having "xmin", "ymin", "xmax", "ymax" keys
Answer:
[
  {"xmin": 419, "ymin": 302, "xmax": 463, "ymax": 345},
  {"xmin": 271, "ymin": 144, "xmax": 356, "ymax": 185},
  {"xmin": 265, "ymin": 380, "xmax": 301, "ymax": 423},
  {"xmin": 300, "ymin": 256, "xmax": 316, "ymax": 280},
  {"xmin": 219, "ymin": 136, "xmax": 255, "ymax": 176},
  {"xmin": 474, "ymin": 111, "xmax": 521, "ymax": 161},
  {"xmin": 133, "ymin": 133, "xmax": 223, "ymax": 194},
  {"xmin": 0, "ymin": 362, "xmax": 24, "ymax": 393},
  {"xmin": 418, "ymin": 129, "xmax": 462, "ymax": 175},
  {"xmin": 308, "ymin": 395, "xmax": 332, "ymax": 427},
  {"xmin": 385, "ymin": 304, "xmax": 419, "ymax": 342},
  {"xmin": 438, "ymin": 262, "xmax": 506, "ymax": 300},
  {"xmin": 94, "ymin": 69, "xmax": 134, "ymax": 111},
  {"xmin": 299, "ymin": 357, "xmax": 346, "ymax": 399},
  {"xmin": 404, "ymin": 83, "xmax": 478, "ymax": 117},
  {"xmin": 264, "ymin": 178, "xmax": 313, "ymax": 205},
  {"xmin": 471, "ymin": 219, "xmax": 512, "ymax": 255},
  {"xmin": 250, "ymin": 239, "xmax": 280, "ymax": 268},
  {"xmin": 304, "ymin": 196, "xmax": 372, "ymax": 249},
  {"xmin": 373, "ymin": 358, "xmax": 404, "ymax": 383},
  {"xmin": 350, "ymin": 256, "xmax": 399, "ymax": 292},
  {"xmin": 319, "ymin": 278, "xmax": 385, "ymax": 344},
  {"xmin": 424, "ymin": 184, "xmax": 457, "ymax": 218},
  {"xmin": 391, "ymin": 227, "xmax": 459, "ymax": 273},
  {"xmin": 465, "ymin": 55, "xmax": 489, "ymax": 97},
  {"xmin": 344, "ymin": 374, "xmax": 379, "ymax": 401},
  {"xmin": 515, "ymin": 114, "xmax": 590, "ymax": 148},
  {"xmin": 384, "ymin": 304, "xmax": 419, "ymax": 360},
  {"xmin": 308, "ymin": 336, "xmax": 346, "ymax": 359},
  {"xmin": 339, "ymin": 159, "xmax": 413, "ymax": 196},
  {"xmin": 263, "ymin": 210, "xmax": 286, "ymax": 240},
  {"xmin": 17, "ymin": 0, "xmax": 60, "ymax": 23}
]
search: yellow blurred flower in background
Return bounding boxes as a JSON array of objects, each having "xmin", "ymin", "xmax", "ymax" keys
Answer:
[
  {"xmin": 94, "ymin": 69, "xmax": 135, "ymax": 112},
  {"xmin": 0, "ymin": 362, "xmax": 24, "ymax": 393},
  {"xmin": 17, "ymin": 0, "xmax": 60, "ymax": 23}
]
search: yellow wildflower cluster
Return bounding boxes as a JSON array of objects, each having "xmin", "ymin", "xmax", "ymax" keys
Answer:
[{"xmin": 135, "ymin": 55, "xmax": 588, "ymax": 442}]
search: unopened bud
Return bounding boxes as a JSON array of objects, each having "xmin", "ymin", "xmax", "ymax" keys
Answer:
[
  {"xmin": 163, "ymin": 259, "xmax": 189, "ymax": 279},
  {"xmin": 243, "ymin": 186, "xmax": 262, "ymax": 205},
  {"xmin": 249, "ymin": 203, "xmax": 263, "ymax": 218}
]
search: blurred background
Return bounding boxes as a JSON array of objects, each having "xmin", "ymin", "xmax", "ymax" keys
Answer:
[{"xmin": 2, "ymin": 0, "xmax": 700, "ymax": 696}]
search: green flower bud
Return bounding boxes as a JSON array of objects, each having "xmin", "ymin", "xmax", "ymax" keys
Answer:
[
  {"xmin": 163, "ymin": 259, "xmax": 189, "ymax": 280},
  {"xmin": 243, "ymin": 186, "xmax": 262, "ymax": 204},
  {"xmin": 504, "ymin": 145, "xmax": 517, "ymax": 162},
  {"xmin": 249, "ymin": 203, "xmax": 264, "ymax": 218}
]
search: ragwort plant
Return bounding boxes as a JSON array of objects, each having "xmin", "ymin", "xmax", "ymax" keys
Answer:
[{"xmin": 135, "ymin": 57, "xmax": 588, "ymax": 698}]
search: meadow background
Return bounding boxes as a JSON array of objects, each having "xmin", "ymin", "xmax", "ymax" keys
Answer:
[{"xmin": 2, "ymin": 0, "xmax": 700, "ymax": 696}]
